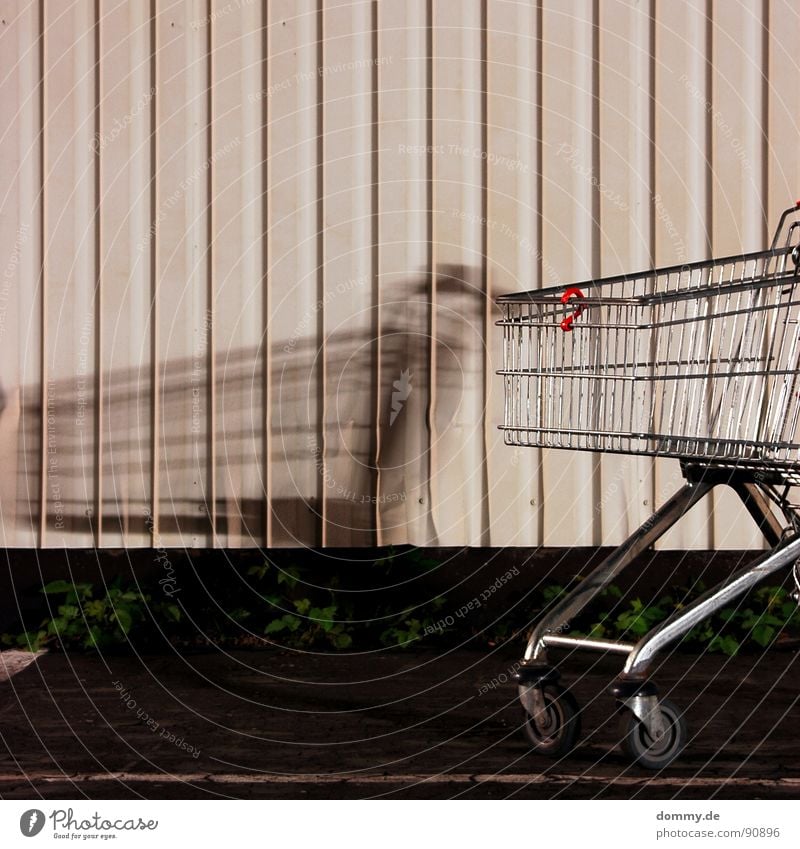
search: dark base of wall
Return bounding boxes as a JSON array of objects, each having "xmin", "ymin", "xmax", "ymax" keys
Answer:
[{"xmin": 0, "ymin": 546, "xmax": 763, "ymax": 633}]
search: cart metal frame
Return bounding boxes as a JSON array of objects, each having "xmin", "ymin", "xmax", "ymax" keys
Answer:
[{"xmin": 496, "ymin": 204, "xmax": 800, "ymax": 768}]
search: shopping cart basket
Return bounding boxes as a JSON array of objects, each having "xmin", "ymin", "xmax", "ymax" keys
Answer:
[{"xmin": 496, "ymin": 203, "xmax": 800, "ymax": 768}]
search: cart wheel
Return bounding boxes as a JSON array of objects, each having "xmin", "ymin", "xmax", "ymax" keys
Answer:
[
  {"xmin": 618, "ymin": 698, "xmax": 687, "ymax": 769},
  {"xmin": 522, "ymin": 684, "xmax": 581, "ymax": 757}
]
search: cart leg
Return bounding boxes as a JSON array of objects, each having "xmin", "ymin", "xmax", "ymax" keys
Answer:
[
  {"xmin": 731, "ymin": 481, "xmax": 785, "ymax": 547},
  {"xmin": 522, "ymin": 480, "xmax": 714, "ymax": 664},
  {"xmin": 620, "ymin": 533, "xmax": 800, "ymax": 680}
]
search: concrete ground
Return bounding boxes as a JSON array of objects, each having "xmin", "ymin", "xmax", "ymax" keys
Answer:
[{"xmin": 0, "ymin": 646, "xmax": 799, "ymax": 799}]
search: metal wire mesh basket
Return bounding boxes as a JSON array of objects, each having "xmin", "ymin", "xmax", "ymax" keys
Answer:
[
  {"xmin": 497, "ymin": 206, "xmax": 800, "ymax": 470},
  {"xmin": 497, "ymin": 206, "xmax": 800, "ymax": 770}
]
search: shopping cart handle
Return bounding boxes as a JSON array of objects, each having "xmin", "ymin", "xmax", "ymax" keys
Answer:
[{"xmin": 560, "ymin": 287, "xmax": 585, "ymax": 332}]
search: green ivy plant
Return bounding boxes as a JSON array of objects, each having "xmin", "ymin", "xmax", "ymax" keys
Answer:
[
  {"xmin": 1, "ymin": 548, "xmax": 449, "ymax": 654},
  {"xmin": 4, "ymin": 557, "xmax": 799, "ymax": 656},
  {"xmin": 575, "ymin": 581, "xmax": 800, "ymax": 657},
  {"xmin": 2, "ymin": 578, "xmax": 179, "ymax": 653},
  {"xmin": 249, "ymin": 563, "xmax": 354, "ymax": 650}
]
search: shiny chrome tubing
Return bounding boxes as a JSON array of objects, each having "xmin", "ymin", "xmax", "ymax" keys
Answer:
[
  {"xmin": 542, "ymin": 634, "xmax": 635, "ymax": 655},
  {"xmin": 524, "ymin": 480, "xmax": 714, "ymax": 663},
  {"xmin": 498, "ymin": 210, "xmax": 800, "ymax": 470},
  {"xmin": 623, "ymin": 533, "xmax": 800, "ymax": 678}
]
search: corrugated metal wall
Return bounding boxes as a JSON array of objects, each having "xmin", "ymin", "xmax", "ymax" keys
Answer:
[{"xmin": 0, "ymin": 0, "xmax": 798, "ymax": 549}]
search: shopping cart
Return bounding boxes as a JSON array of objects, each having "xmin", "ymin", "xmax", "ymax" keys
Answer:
[{"xmin": 496, "ymin": 203, "xmax": 800, "ymax": 768}]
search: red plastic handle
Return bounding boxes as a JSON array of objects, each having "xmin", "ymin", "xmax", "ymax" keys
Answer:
[{"xmin": 560, "ymin": 286, "xmax": 585, "ymax": 332}]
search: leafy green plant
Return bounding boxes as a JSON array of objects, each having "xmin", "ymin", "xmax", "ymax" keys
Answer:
[
  {"xmin": 0, "ymin": 578, "xmax": 177, "ymax": 653},
  {"xmin": 379, "ymin": 596, "xmax": 447, "ymax": 648},
  {"xmin": 0, "ymin": 548, "xmax": 451, "ymax": 654},
  {"xmin": 251, "ymin": 565, "xmax": 354, "ymax": 650},
  {"xmin": 569, "ymin": 580, "xmax": 800, "ymax": 657},
  {"xmin": 250, "ymin": 551, "xmax": 448, "ymax": 650},
  {"xmin": 5, "ymin": 551, "xmax": 799, "ymax": 656}
]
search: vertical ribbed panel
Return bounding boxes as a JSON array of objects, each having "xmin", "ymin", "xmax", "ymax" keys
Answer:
[
  {"xmin": 321, "ymin": 0, "xmax": 376, "ymax": 546},
  {"xmin": 0, "ymin": 0, "xmax": 798, "ymax": 549},
  {"xmin": 100, "ymin": 0, "xmax": 153, "ymax": 547},
  {"xmin": 431, "ymin": 0, "xmax": 486, "ymax": 546},
  {"xmin": 709, "ymin": 0, "xmax": 769, "ymax": 549},
  {"xmin": 44, "ymin": 0, "xmax": 98, "ymax": 546},
  {"xmin": 208, "ymin": 0, "xmax": 265, "ymax": 546},
  {"xmin": 154, "ymin": 1, "xmax": 212, "ymax": 548},
  {"xmin": 540, "ymin": 1, "xmax": 602, "ymax": 547},
  {"xmin": 597, "ymin": 0, "xmax": 656, "ymax": 543},
  {"xmin": 485, "ymin": 0, "xmax": 543, "ymax": 547},
  {"xmin": 0, "ymin": 0, "xmax": 43, "ymax": 547},
  {"xmin": 653, "ymin": 0, "xmax": 714, "ymax": 549},
  {"xmin": 375, "ymin": 0, "xmax": 433, "ymax": 546}
]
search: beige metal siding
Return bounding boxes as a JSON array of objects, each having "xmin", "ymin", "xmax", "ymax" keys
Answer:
[{"xmin": 0, "ymin": 0, "xmax": 798, "ymax": 549}]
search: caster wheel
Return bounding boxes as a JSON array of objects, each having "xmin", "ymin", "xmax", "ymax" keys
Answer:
[
  {"xmin": 522, "ymin": 684, "xmax": 581, "ymax": 757},
  {"xmin": 618, "ymin": 697, "xmax": 687, "ymax": 769}
]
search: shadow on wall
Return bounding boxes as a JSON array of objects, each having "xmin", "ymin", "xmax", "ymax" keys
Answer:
[{"xmin": 7, "ymin": 265, "xmax": 493, "ymax": 547}]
